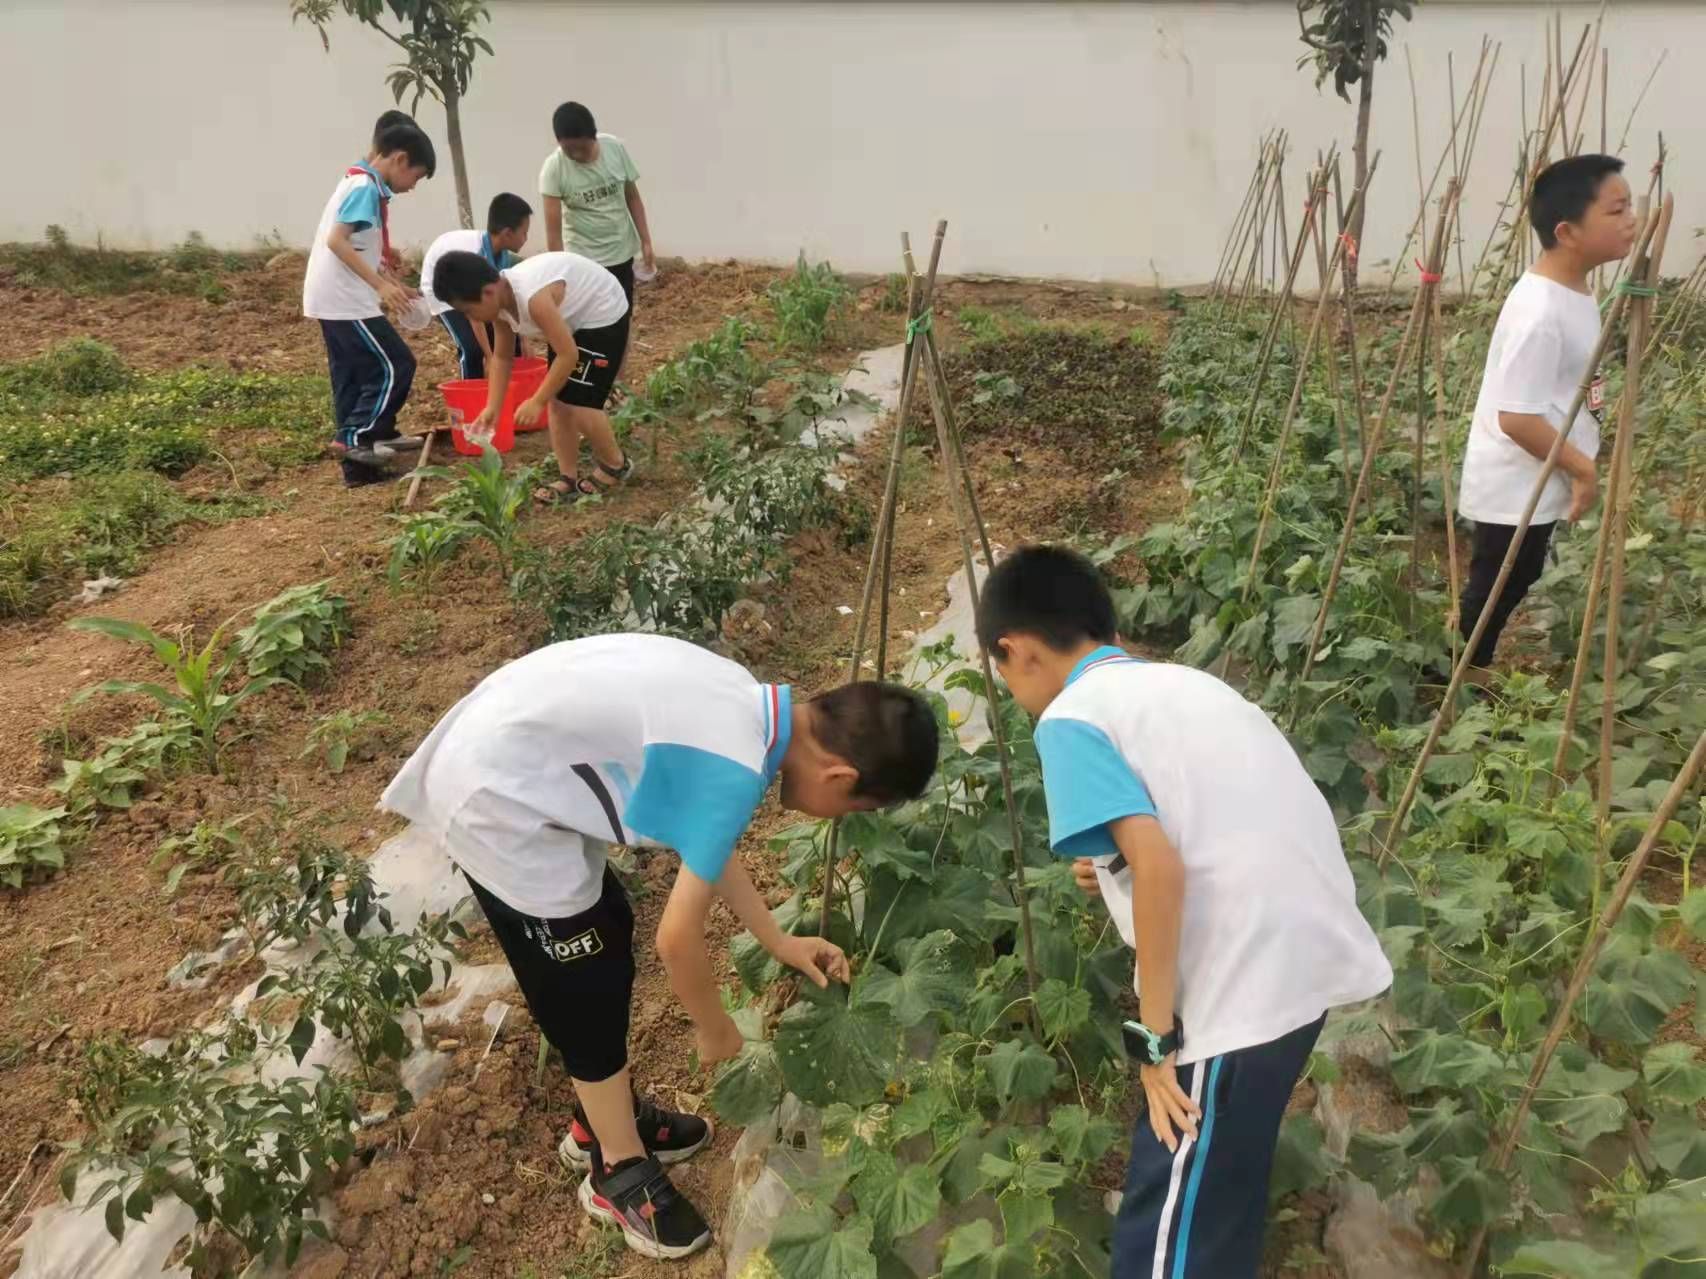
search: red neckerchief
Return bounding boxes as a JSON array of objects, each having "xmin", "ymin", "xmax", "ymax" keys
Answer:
[{"xmin": 346, "ymin": 164, "xmax": 391, "ymax": 264}]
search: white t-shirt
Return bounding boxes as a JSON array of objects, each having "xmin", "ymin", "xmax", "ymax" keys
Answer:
[
  {"xmin": 1034, "ymin": 647, "xmax": 1392, "ymax": 1066},
  {"xmin": 1459, "ymin": 272, "xmax": 1605, "ymax": 524},
  {"xmin": 380, "ymin": 634, "xmax": 791, "ymax": 919},
  {"xmin": 302, "ymin": 163, "xmax": 389, "ymax": 321},
  {"xmin": 500, "ymin": 251, "xmax": 628, "ymax": 339},
  {"xmin": 419, "ymin": 229, "xmax": 516, "ymax": 316}
]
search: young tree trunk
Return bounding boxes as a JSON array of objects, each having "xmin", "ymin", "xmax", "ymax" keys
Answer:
[
  {"xmin": 1347, "ymin": 0, "xmax": 1377, "ymax": 298},
  {"xmin": 443, "ymin": 83, "xmax": 474, "ymax": 230}
]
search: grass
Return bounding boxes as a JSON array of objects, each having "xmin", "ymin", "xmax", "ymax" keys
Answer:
[
  {"xmin": 0, "ymin": 340, "xmax": 330, "ymax": 482},
  {"xmin": 0, "ymin": 226, "xmax": 269, "ymax": 302},
  {"xmin": 0, "ymin": 337, "xmax": 312, "ymax": 616}
]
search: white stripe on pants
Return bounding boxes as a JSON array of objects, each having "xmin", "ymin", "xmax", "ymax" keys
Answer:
[{"xmin": 1151, "ymin": 1058, "xmax": 1208, "ymax": 1279}]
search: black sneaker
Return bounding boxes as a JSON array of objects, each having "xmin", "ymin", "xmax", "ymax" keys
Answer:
[
  {"xmin": 577, "ymin": 1152, "xmax": 712, "ymax": 1260},
  {"xmin": 559, "ymin": 1095, "xmax": 713, "ymax": 1169}
]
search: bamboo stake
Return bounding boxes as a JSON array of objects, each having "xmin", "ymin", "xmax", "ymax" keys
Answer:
[
  {"xmin": 1547, "ymin": 193, "xmax": 1671, "ymax": 797},
  {"xmin": 1312, "ymin": 199, "xmax": 1354, "ymax": 496},
  {"xmin": 1613, "ymin": 50, "xmax": 1666, "ymax": 156},
  {"xmin": 1595, "ymin": 199, "xmax": 1672, "ymax": 843},
  {"xmin": 1493, "ymin": 24, "xmax": 1591, "ymax": 288},
  {"xmin": 1627, "ymin": 468, "xmax": 1701, "ymax": 678},
  {"xmin": 403, "ymin": 431, "xmax": 437, "ymax": 508},
  {"xmin": 1238, "ymin": 149, "xmax": 1282, "ymax": 316},
  {"xmin": 1331, "ymin": 158, "xmax": 1373, "ymax": 465},
  {"xmin": 1232, "ymin": 159, "xmax": 1383, "ymax": 633},
  {"xmin": 1232, "ymin": 150, "xmax": 1336, "ymax": 456},
  {"xmin": 1430, "ymin": 285, "xmax": 1462, "ymax": 669},
  {"xmin": 918, "ymin": 327, "xmax": 1043, "ymax": 1010},
  {"xmin": 1210, "ymin": 136, "xmax": 1274, "ymax": 302},
  {"xmin": 1380, "ymin": 203, "xmax": 1665, "ymax": 854},
  {"xmin": 1385, "ymin": 42, "xmax": 1487, "ymax": 303},
  {"xmin": 817, "ymin": 223, "xmax": 946, "ymax": 938},
  {"xmin": 1298, "ymin": 178, "xmax": 1454, "ymax": 690},
  {"xmin": 1567, "ymin": 7, "xmax": 1604, "ymax": 159},
  {"xmin": 1220, "ymin": 135, "xmax": 1282, "ymax": 307},
  {"xmin": 1457, "ymin": 728, "xmax": 1706, "ymax": 1279}
]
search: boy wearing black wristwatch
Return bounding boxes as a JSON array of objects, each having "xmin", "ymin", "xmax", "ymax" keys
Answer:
[{"xmin": 976, "ymin": 547, "xmax": 1392, "ymax": 1279}]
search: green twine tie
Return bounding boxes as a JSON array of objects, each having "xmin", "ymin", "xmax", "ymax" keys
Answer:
[
  {"xmin": 1600, "ymin": 278, "xmax": 1659, "ymax": 311},
  {"xmin": 906, "ymin": 308, "xmax": 935, "ymax": 342}
]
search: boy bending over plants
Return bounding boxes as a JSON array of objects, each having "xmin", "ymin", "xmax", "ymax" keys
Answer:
[
  {"xmin": 976, "ymin": 546, "xmax": 1392, "ymax": 1279},
  {"xmin": 381, "ymin": 633, "xmax": 938, "ymax": 1260}
]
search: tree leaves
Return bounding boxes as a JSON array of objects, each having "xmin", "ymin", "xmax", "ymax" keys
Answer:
[
  {"xmin": 858, "ymin": 930, "xmax": 971, "ymax": 1029},
  {"xmin": 767, "ymin": 1205, "xmax": 879, "ymax": 1279},
  {"xmin": 776, "ymin": 987, "xmax": 900, "ymax": 1107}
]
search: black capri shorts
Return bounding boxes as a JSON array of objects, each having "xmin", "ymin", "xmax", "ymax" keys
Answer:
[
  {"xmin": 464, "ymin": 865, "xmax": 635, "ymax": 1082},
  {"xmin": 547, "ymin": 311, "xmax": 630, "ymax": 411}
]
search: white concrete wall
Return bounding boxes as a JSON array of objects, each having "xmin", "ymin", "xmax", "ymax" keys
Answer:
[{"xmin": 0, "ymin": 1, "xmax": 1695, "ymax": 284}]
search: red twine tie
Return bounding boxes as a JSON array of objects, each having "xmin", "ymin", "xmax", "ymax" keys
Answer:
[
  {"xmin": 1338, "ymin": 232, "xmax": 1359, "ymax": 263},
  {"xmin": 1415, "ymin": 259, "xmax": 1444, "ymax": 285}
]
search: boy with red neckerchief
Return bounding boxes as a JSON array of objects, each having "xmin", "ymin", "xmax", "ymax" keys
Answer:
[{"xmin": 301, "ymin": 121, "xmax": 434, "ymax": 487}]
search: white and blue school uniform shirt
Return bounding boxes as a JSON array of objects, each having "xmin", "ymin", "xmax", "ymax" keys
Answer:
[
  {"xmin": 419, "ymin": 229, "xmax": 518, "ymax": 317},
  {"xmin": 381, "ymin": 634, "xmax": 791, "ymax": 920},
  {"xmin": 303, "ymin": 161, "xmax": 392, "ymax": 321},
  {"xmin": 1035, "ymin": 646, "xmax": 1392, "ymax": 1065}
]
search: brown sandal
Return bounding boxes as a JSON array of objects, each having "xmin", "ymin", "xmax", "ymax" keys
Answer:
[{"xmin": 532, "ymin": 477, "xmax": 584, "ymax": 507}]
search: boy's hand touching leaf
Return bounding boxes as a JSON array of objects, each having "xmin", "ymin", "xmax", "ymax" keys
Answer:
[{"xmin": 774, "ymin": 934, "xmax": 851, "ymax": 988}]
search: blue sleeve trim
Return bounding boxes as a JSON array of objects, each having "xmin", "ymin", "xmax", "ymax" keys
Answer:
[
  {"xmin": 1034, "ymin": 718, "xmax": 1157, "ymax": 858},
  {"xmin": 625, "ymin": 743, "xmax": 766, "ymax": 882},
  {"xmin": 335, "ymin": 182, "xmax": 381, "ymax": 230}
]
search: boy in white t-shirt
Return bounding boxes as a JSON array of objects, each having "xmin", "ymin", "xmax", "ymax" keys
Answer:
[
  {"xmin": 976, "ymin": 546, "xmax": 1392, "ymax": 1279},
  {"xmin": 432, "ymin": 250, "xmax": 633, "ymax": 506},
  {"xmin": 419, "ymin": 193, "xmax": 533, "ymax": 380},
  {"xmin": 1456, "ymin": 154, "xmax": 1636, "ymax": 672},
  {"xmin": 381, "ymin": 634, "xmax": 938, "ymax": 1260},
  {"xmin": 301, "ymin": 121, "xmax": 435, "ymax": 487}
]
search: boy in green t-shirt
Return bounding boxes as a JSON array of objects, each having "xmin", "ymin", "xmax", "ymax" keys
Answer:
[{"xmin": 539, "ymin": 101, "xmax": 655, "ymax": 305}]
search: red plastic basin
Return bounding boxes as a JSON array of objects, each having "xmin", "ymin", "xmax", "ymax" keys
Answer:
[{"xmin": 437, "ymin": 357, "xmax": 551, "ymax": 455}]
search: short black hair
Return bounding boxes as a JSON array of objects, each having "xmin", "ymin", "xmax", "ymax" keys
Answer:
[
  {"xmin": 374, "ymin": 123, "xmax": 437, "ymax": 179},
  {"xmin": 552, "ymin": 101, "xmax": 597, "ymax": 141},
  {"xmin": 975, "ymin": 545, "xmax": 1118, "ymax": 657},
  {"xmin": 432, "ymin": 250, "xmax": 500, "ymax": 305},
  {"xmin": 1530, "ymin": 154, "xmax": 1625, "ymax": 249},
  {"xmin": 372, "ymin": 109, "xmax": 415, "ymax": 148},
  {"xmin": 809, "ymin": 682, "xmax": 939, "ymax": 804},
  {"xmin": 488, "ymin": 193, "xmax": 533, "ymax": 234}
]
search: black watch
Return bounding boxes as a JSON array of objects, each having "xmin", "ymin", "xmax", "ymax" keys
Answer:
[{"xmin": 1121, "ymin": 1017, "xmax": 1182, "ymax": 1066}]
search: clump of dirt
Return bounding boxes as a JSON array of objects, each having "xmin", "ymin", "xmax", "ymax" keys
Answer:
[{"xmin": 942, "ymin": 328, "xmax": 1162, "ymax": 444}]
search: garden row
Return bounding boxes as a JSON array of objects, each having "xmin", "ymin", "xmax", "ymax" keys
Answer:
[
  {"xmin": 11, "ymin": 257, "xmax": 905, "ymax": 1275},
  {"xmin": 1120, "ymin": 296, "xmax": 1704, "ymax": 1274}
]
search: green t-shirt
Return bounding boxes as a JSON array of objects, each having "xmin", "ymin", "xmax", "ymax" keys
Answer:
[{"xmin": 537, "ymin": 133, "xmax": 641, "ymax": 267}]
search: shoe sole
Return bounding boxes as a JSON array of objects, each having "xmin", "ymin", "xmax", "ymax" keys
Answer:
[
  {"xmin": 558, "ymin": 1119, "xmax": 714, "ymax": 1170},
  {"xmin": 576, "ymin": 1174, "xmax": 711, "ymax": 1260}
]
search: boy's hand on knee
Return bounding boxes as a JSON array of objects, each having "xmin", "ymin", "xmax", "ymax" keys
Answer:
[
  {"xmin": 774, "ymin": 934, "xmax": 851, "ymax": 988},
  {"xmin": 695, "ymin": 1011, "xmax": 744, "ymax": 1068},
  {"xmin": 1140, "ymin": 1055, "xmax": 1200, "ymax": 1154},
  {"xmin": 1072, "ymin": 858, "xmax": 1101, "ymax": 896}
]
